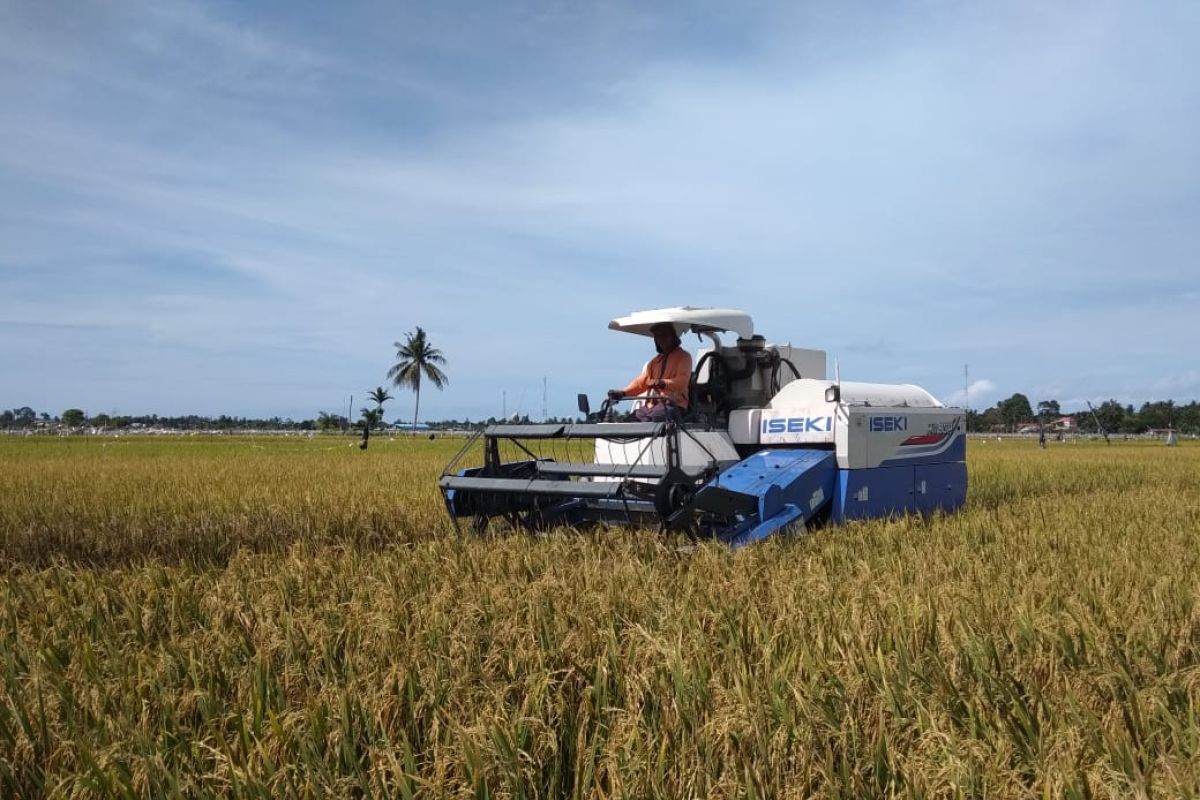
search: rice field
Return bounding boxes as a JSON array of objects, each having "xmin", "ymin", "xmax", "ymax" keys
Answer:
[{"xmin": 1, "ymin": 435, "xmax": 1198, "ymax": 798}]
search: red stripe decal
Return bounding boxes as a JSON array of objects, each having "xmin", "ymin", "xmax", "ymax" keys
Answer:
[{"xmin": 901, "ymin": 433, "xmax": 946, "ymax": 446}]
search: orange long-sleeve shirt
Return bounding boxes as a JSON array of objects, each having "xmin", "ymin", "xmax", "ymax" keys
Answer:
[{"xmin": 622, "ymin": 346, "xmax": 693, "ymax": 409}]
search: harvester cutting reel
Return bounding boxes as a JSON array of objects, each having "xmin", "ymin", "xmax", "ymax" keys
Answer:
[{"xmin": 438, "ymin": 400, "xmax": 727, "ymax": 538}]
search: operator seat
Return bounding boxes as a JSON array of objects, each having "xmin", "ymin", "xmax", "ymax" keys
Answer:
[{"xmin": 686, "ymin": 350, "xmax": 732, "ymax": 427}]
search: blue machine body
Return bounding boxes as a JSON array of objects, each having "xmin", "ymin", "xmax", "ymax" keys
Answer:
[
  {"xmin": 688, "ymin": 441, "xmax": 967, "ymax": 548},
  {"xmin": 830, "ymin": 461, "xmax": 968, "ymax": 522},
  {"xmin": 692, "ymin": 449, "xmax": 836, "ymax": 548}
]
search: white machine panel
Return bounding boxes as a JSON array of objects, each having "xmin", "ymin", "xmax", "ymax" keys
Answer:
[
  {"xmin": 727, "ymin": 408, "xmax": 762, "ymax": 445},
  {"xmin": 594, "ymin": 430, "xmax": 740, "ymax": 472},
  {"xmin": 839, "ymin": 406, "xmax": 965, "ymax": 469},
  {"xmin": 771, "ymin": 379, "xmax": 941, "ymax": 409},
  {"xmin": 758, "ymin": 407, "xmax": 836, "ymax": 444},
  {"xmin": 835, "ymin": 405, "xmax": 867, "ymax": 468},
  {"xmin": 727, "ymin": 377, "xmax": 962, "ymax": 470},
  {"xmin": 777, "ymin": 346, "xmax": 826, "ymax": 382}
]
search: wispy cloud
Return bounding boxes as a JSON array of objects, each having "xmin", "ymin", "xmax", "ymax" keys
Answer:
[{"xmin": 1152, "ymin": 370, "xmax": 1200, "ymax": 397}]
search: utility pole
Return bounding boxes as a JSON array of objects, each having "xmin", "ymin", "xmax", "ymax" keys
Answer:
[
  {"xmin": 502, "ymin": 391, "xmax": 507, "ymax": 420},
  {"xmin": 1086, "ymin": 401, "xmax": 1111, "ymax": 445},
  {"xmin": 542, "ymin": 376, "xmax": 548, "ymax": 421}
]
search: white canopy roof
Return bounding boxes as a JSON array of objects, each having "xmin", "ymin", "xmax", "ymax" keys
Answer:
[{"xmin": 608, "ymin": 307, "xmax": 755, "ymax": 339}]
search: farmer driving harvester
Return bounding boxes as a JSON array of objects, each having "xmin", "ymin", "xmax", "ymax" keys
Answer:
[
  {"xmin": 439, "ymin": 307, "xmax": 969, "ymax": 548},
  {"xmin": 608, "ymin": 322, "xmax": 692, "ymax": 421}
]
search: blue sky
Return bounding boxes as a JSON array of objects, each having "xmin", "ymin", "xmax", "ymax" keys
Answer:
[{"xmin": 2, "ymin": 0, "xmax": 1197, "ymax": 422}]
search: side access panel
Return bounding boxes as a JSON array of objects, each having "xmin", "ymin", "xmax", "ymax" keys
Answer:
[
  {"xmin": 831, "ymin": 465, "xmax": 915, "ymax": 523},
  {"xmin": 913, "ymin": 461, "xmax": 967, "ymax": 514},
  {"xmin": 700, "ymin": 449, "xmax": 836, "ymax": 521}
]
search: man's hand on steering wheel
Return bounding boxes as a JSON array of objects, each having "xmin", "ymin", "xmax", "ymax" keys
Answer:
[{"xmin": 606, "ymin": 389, "xmax": 624, "ymax": 402}]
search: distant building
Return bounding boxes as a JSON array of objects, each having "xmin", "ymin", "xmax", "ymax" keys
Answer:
[{"xmin": 1014, "ymin": 416, "xmax": 1074, "ymax": 435}]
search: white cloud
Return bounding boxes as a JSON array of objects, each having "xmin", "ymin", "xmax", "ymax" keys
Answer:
[{"xmin": 946, "ymin": 379, "xmax": 998, "ymax": 408}]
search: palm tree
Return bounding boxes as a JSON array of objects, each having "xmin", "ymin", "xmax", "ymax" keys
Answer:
[
  {"xmin": 359, "ymin": 407, "xmax": 382, "ymax": 429},
  {"xmin": 387, "ymin": 327, "xmax": 448, "ymax": 435},
  {"xmin": 367, "ymin": 386, "xmax": 393, "ymax": 429},
  {"xmin": 316, "ymin": 411, "xmax": 343, "ymax": 432}
]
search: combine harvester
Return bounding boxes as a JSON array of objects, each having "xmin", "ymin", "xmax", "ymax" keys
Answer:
[{"xmin": 439, "ymin": 308, "xmax": 966, "ymax": 548}]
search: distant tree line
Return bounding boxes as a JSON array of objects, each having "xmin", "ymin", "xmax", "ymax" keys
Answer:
[
  {"xmin": 4, "ymin": 395, "xmax": 1197, "ymax": 435},
  {"xmin": 966, "ymin": 394, "xmax": 1200, "ymax": 434},
  {"xmin": 0, "ymin": 408, "xmax": 325, "ymax": 432},
  {"xmin": 0, "ymin": 407, "xmax": 437, "ymax": 434},
  {"xmin": 422, "ymin": 415, "xmax": 583, "ymax": 432}
]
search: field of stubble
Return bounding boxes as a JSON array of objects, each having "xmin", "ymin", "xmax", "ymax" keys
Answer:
[{"xmin": 1, "ymin": 435, "xmax": 1198, "ymax": 798}]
